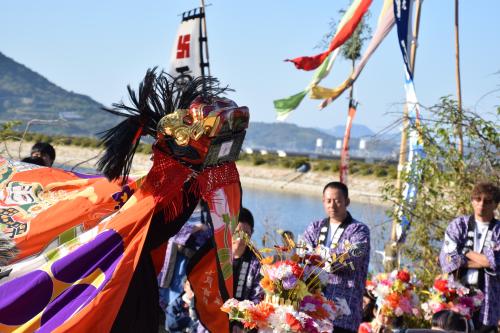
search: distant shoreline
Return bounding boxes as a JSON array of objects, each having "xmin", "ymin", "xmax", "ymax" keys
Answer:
[{"xmin": 1, "ymin": 141, "xmax": 390, "ymax": 206}]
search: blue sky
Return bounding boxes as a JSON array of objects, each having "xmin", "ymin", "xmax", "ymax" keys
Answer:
[{"xmin": 1, "ymin": 1, "xmax": 499, "ymax": 133}]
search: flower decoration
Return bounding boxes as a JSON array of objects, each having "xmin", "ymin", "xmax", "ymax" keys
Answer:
[
  {"xmin": 421, "ymin": 274, "xmax": 484, "ymax": 320},
  {"xmin": 221, "ymin": 299, "xmax": 338, "ymax": 333},
  {"xmin": 366, "ymin": 269, "xmax": 421, "ymax": 319},
  {"xmin": 220, "ymin": 236, "xmax": 354, "ymax": 332}
]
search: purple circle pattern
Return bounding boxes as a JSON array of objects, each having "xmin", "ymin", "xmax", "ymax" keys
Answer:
[
  {"xmin": 0, "ymin": 270, "xmax": 53, "ymax": 325},
  {"xmin": 51, "ymin": 229, "xmax": 123, "ymax": 283},
  {"xmin": 39, "ymin": 284, "xmax": 96, "ymax": 333},
  {"xmin": 41, "ymin": 229, "xmax": 124, "ymax": 328},
  {"xmin": 0, "ymin": 229, "xmax": 124, "ymax": 330}
]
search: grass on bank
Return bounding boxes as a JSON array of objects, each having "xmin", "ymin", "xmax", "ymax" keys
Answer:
[{"xmin": 238, "ymin": 152, "xmax": 397, "ymax": 179}]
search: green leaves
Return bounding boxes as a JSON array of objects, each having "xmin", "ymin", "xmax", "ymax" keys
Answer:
[
  {"xmin": 382, "ymin": 95, "xmax": 498, "ymax": 286},
  {"xmin": 0, "ymin": 120, "xmax": 22, "ymax": 141}
]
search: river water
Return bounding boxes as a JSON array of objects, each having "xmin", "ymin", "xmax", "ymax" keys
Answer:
[{"xmin": 241, "ymin": 186, "xmax": 390, "ymax": 271}]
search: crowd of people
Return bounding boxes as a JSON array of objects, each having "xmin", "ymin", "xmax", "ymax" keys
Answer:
[
  {"xmin": 152, "ymin": 179, "xmax": 498, "ymax": 333},
  {"xmin": 158, "ymin": 204, "xmax": 264, "ymax": 333}
]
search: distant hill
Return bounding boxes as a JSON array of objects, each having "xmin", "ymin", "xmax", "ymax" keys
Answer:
[
  {"xmin": 0, "ymin": 52, "xmax": 117, "ymax": 136},
  {"xmin": 245, "ymin": 122, "xmax": 345, "ymax": 152},
  {"xmin": 319, "ymin": 124, "xmax": 375, "ymax": 138}
]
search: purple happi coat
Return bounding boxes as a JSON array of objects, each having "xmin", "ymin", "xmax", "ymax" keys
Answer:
[
  {"xmin": 233, "ymin": 247, "xmax": 264, "ymax": 303},
  {"xmin": 439, "ymin": 215, "xmax": 500, "ymax": 326},
  {"xmin": 302, "ymin": 215, "xmax": 370, "ymax": 332},
  {"xmin": 158, "ymin": 208, "xmax": 212, "ymax": 288}
]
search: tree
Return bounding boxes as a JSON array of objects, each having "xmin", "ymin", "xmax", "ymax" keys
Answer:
[
  {"xmin": 339, "ymin": 10, "xmax": 372, "ymax": 70},
  {"xmin": 0, "ymin": 121, "xmax": 22, "ymax": 142},
  {"xmin": 317, "ymin": 9, "xmax": 372, "ymax": 70},
  {"xmin": 382, "ymin": 96, "xmax": 499, "ymax": 285},
  {"xmin": 317, "ymin": 5, "xmax": 371, "ymax": 184},
  {"xmin": 340, "ymin": 9, "xmax": 371, "ymax": 104}
]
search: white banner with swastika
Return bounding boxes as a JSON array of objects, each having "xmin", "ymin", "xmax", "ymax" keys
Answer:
[{"xmin": 168, "ymin": 12, "xmax": 203, "ymax": 81}]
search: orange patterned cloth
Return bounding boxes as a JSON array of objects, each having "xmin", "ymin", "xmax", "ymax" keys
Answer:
[
  {"xmin": 0, "ymin": 154, "xmax": 240, "ymax": 333},
  {"xmin": 0, "ymin": 157, "xmax": 142, "ymax": 262}
]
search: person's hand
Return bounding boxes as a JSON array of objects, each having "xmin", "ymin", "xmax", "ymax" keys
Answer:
[
  {"xmin": 181, "ymin": 293, "xmax": 191, "ymax": 306},
  {"xmin": 372, "ymin": 319, "xmax": 387, "ymax": 333},
  {"xmin": 466, "ymin": 250, "xmax": 491, "ymax": 268}
]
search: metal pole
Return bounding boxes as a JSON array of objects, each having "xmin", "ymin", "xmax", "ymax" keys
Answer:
[{"xmin": 200, "ymin": 0, "xmax": 211, "ymax": 77}]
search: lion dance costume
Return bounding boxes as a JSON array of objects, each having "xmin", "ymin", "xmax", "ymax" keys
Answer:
[{"xmin": 0, "ymin": 70, "xmax": 249, "ymax": 333}]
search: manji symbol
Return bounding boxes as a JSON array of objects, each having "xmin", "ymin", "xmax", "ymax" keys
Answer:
[{"xmin": 176, "ymin": 34, "xmax": 191, "ymax": 59}]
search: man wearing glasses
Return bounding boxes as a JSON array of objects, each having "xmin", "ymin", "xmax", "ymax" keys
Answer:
[{"xmin": 440, "ymin": 181, "xmax": 500, "ymax": 331}]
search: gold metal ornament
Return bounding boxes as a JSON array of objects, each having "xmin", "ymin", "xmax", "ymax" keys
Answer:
[
  {"xmin": 157, "ymin": 108, "xmax": 215, "ymax": 146},
  {"xmin": 173, "ymin": 127, "xmax": 190, "ymax": 146}
]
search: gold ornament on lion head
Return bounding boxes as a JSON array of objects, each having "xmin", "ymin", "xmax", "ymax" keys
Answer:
[{"xmin": 155, "ymin": 96, "xmax": 249, "ymax": 167}]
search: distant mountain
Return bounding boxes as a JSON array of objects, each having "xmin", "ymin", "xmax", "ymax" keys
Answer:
[
  {"xmin": 0, "ymin": 52, "xmax": 117, "ymax": 136},
  {"xmin": 319, "ymin": 124, "xmax": 375, "ymax": 138},
  {"xmin": 245, "ymin": 122, "xmax": 345, "ymax": 152}
]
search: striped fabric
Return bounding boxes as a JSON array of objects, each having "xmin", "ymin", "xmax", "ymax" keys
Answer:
[
  {"xmin": 286, "ymin": 0, "xmax": 373, "ymax": 71},
  {"xmin": 310, "ymin": 0, "xmax": 395, "ymax": 108},
  {"xmin": 274, "ymin": 0, "xmax": 373, "ymax": 119},
  {"xmin": 393, "ymin": 0, "xmax": 425, "ymax": 243}
]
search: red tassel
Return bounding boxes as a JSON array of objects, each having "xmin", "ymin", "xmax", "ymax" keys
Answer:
[{"xmin": 132, "ymin": 127, "xmax": 143, "ymax": 145}]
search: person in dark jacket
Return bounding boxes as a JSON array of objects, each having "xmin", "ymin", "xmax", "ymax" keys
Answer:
[{"xmin": 166, "ymin": 279, "xmax": 198, "ymax": 333}]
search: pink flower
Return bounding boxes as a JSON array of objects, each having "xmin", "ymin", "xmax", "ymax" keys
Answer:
[
  {"xmin": 398, "ymin": 297, "xmax": 412, "ymax": 314},
  {"xmin": 302, "ymin": 317, "xmax": 319, "ymax": 333},
  {"xmin": 432, "ymin": 302, "xmax": 448, "ymax": 313}
]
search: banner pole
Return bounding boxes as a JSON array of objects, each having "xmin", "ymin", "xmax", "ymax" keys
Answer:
[
  {"xmin": 385, "ymin": 0, "xmax": 423, "ymax": 272},
  {"xmin": 454, "ymin": 0, "xmax": 463, "ymax": 156},
  {"xmin": 200, "ymin": 0, "xmax": 211, "ymax": 77}
]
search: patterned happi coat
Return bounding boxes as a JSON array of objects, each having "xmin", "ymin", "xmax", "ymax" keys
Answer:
[
  {"xmin": 157, "ymin": 211, "xmax": 212, "ymax": 311},
  {"xmin": 303, "ymin": 215, "xmax": 370, "ymax": 332},
  {"xmin": 232, "ymin": 247, "xmax": 264, "ymax": 303},
  {"xmin": 439, "ymin": 215, "xmax": 500, "ymax": 326},
  {"xmin": 158, "ymin": 211, "xmax": 212, "ymax": 289}
]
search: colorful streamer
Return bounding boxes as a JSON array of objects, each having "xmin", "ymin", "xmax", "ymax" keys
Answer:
[
  {"xmin": 393, "ymin": 0, "xmax": 425, "ymax": 243},
  {"xmin": 310, "ymin": 0, "xmax": 395, "ymax": 108},
  {"xmin": 286, "ymin": 0, "xmax": 373, "ymax": 71},
  {"xmin": 340, "ymin": 102, "xmax": 358, "ymax": 184},
  {"xmin": 274, "ymin": 0, "xmax": 375, "ymax": 119},
  {"xmin": 274, "ymin": 51, "xmax": 338, "ymax": 120}
]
